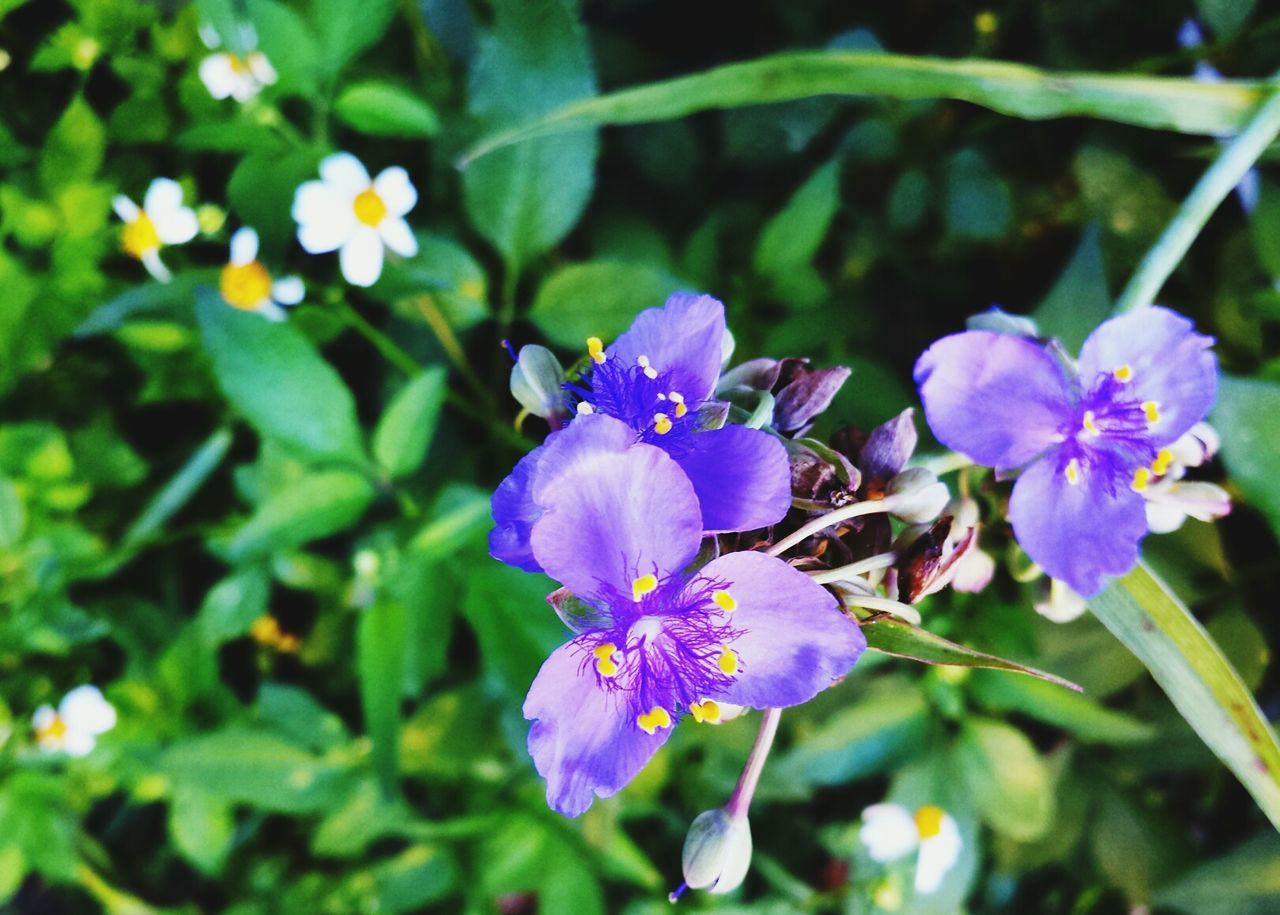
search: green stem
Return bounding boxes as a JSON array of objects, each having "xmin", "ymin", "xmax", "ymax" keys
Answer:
[
  {"xmin": 1113, "ymin": 76, "xmax": 1280, "ymax": 315},
  {"xmin": 337, "ymin": 301, "xmax": 422, "ymax": 377}
]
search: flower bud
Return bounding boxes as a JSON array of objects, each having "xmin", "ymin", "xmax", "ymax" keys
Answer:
[
  {"xmin": 1034, "ymin": 578, "xmax": 1087, "ymax": 623},
  {"xmin": 1144, "ymin": 480, "xmax": 1231, "ymax": 534},
  {"xmin": 509, "ymin": 344, "xmax": 566, "ymax": 421},
  {"xmin": 885, "ymin": 468, "xmax": 949, "ymax": 524},
  {"xmin": 680, "ymin": 808, "xmax": 753, "ymax": 896},
  {"xmin": 1167, "ymin": 422, "xmax": 1220, "ymax": 469}
]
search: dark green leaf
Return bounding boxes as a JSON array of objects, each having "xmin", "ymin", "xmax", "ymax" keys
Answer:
[
  {"xmin": 1156, "ymin": 832, "xmax": 1280, "ymax": 915},
  {"xmin": 311, "ymin": 0, "xmax": 397, "ymax": 78},
  {"xmin": 1032, "ymin": 225, "xmax": 1110, "ymax": 352},
  {"xmin": 225, "ymin": 469, "xmax": 376, "ymax": 560},
  {"xmin": 1214, "ymin": 374, "xmax": 1280, "ymax": 536},
  {"xmin": 968, "ymin": 669, "xmax": 1156, "ymax": 744},
  {"xmin": 373, "ymin": 368, "xmax": 447, "ymax": 479},
  {"xmin": 956, "ymin": 717, "xmax": 1053, "ymax": 841},
  {"xmin": 529, "ymin": 261, "xmax": 684, "ymax": 348}
]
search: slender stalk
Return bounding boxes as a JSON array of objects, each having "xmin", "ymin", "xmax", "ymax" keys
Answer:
[
  {"xmin": 121, "ymin": 428, "xmax": 233, "ymax": 550},
  {"xmin": 724, "ymin": 707, "xmax": 782, "ymax": 820},
  {"xmin": 808, "ymin": 552, "xmax": 897, "ymax": 584},
  {"xmin": 336, "ymin": 301, "xmax": 421, "ymax": 377},
  {"xmin": 1113, "ymin": 75, "xmax": 1280, "ymax": 315},
  {"xmin": 411, "ymin": 294, "xmax": 494, "ymax": 409},
  {"xmin": 917, "ymin": 450, "xmax": 974, "ymax": 477},
  {"xmin": 766, "ymin": 498, "xmax": 896, "ymax": 558},
  {"xmin": 837, "ymin": 593, "xmax": 922, "ymax": 626}
]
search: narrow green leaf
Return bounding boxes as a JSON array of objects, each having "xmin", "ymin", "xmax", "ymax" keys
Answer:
[
  {"xmin": 529, "ymin": 261, "xmax": 684, "ymax": 348},
  {"xmin": 197, "ymin": 566, "xmax": 271, "ymax": 647},
  {"xmin": 969, "ymin": 668, "xmax": 1156, "ymax": 745},
  {"xmin": 1090, "ymin": 563, "xmax": 1280, "ymax": 831},
  {"xmin": 358, "ymin": 599, "xmax": 409, "ymax": 796},
  {"xmin": 408, "ymin": 484, "xmax": 492, "ymax": 560},
  {"xmin": 121, "ymin": 427, "xmax": 233, "ymax": 550},
  {"xmin": 226, "ymin": 469, "xmax": 376, "ymax": 560},
  {"xmin": 335, "ymin": 81, "xmax": 440, "ymax": 138},
  {"xmin": 169, "ymin": 789, "xmax": 236, "ymax": 877},
  {"xmin": 1032, "ymin": 225, "xmax": 1110, "ymax": 352},
  {"xmin": 753, "ymin": 158, "xmax": 840, "ymax": 307},
  {"xmin": 956, "ymin": 717, "xmax": 1054, "ymax": 841},
  {"xmin": 462, "ymin": 51, "xmax": 1270, "ymax": 164},
  {"xmin": 1214, "ymin": 374, "xmax": 1280, "ymax": 537},
  {"xmin": 373, "ymin": 368, "xmax": 447, "ymax": 479}
]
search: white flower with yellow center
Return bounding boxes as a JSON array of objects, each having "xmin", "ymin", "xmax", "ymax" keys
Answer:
[
  {"xmin": 32, "ymin": 685, "xmax": 117, "ymax": 757},
  {"xmin": 291, "ymin": 152, "xmax": 418, "ymax": 287},
  {"xmin": 860, "ymin": 803, "xmax": 962, "ymax": 894},
  {"xmin": 219, "ymin": 227, "xmax": 304, "ymax": 321},
  {"xmin": 112, "ymin": 178, "xmax": 198, "ymax": 283},
  {"xmin": 197, "ymin": 23, "xmax": 277, "ymax": 103}
]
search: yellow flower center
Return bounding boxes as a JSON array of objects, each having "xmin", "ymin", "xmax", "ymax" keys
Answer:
[
  {"xmin": 220, "ymin": 260, "xmax": 273, "ymax": 311},
  {"xmin": 122, "ymin": 214, "xmax": 160, "ymax": 259},
  {"xmin": 36, "ymin": 713, "xmax": 68, "ymax": 745},
  {"xmin": 353, "ymin": 187, "xmax": 387, "ymax": 227},
  {"xmin": 914, "ymin": 804, "xmax": 945, "ymax": 839},
  {"xmin": 227, "ymin": 52, "xmax": 249, "ymax": 74}
]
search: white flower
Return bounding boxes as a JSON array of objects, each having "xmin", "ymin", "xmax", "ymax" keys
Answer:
[
  {"xmin": 33, "ymin": 685, "xmax": 117, "ymax": 757},
  {"xmin": 197, "ymin": 22, "xmax": 277, "ymax": 103},
  {"xmin": 292, "ymin": 152, "xmax": 419, "ymax": 287},
  {"xmin": 219, "ymin": 227, "xmax": 304, "ymax": 321},
  {"xmin": 112, "ymin": 178, "xmax": 198, "ymax": 283},
  {"xmin": 860, "ymin": 803, "xmax": 962, "ymax": 895}
]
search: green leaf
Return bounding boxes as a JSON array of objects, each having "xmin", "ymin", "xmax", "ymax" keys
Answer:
[
  {"xmin": 408, "ymin": 484, "xmax": 491, "ymax": 561},
  {"xmin": 311, "ymin": 0, "xmax": 397, "ymax": 78},
  {"xmin": 0, "ymin": 478, "xmax": 26, "ymax": 548},
  {"xmin": 196, "ymin": 289, "xmax": 367, "ymax": 465},
  {"xmin": 373, "ymin": 233, "xmax": 490, "ymax": 329},
  {"xmin": 462, "ymin": 0, "xmax": 598, "ymax": 273},
  {"xmin": 226, "ymin": 468, "xmax": 376, "ymax": 560},
  {"xmin": 358, "ymin": 599, "xmax": 409, "ymax": 795},
  {"xmin": 40, "ymin": 95, "xmax": 104, "ymax": 189},
  {"xmin": 121, "ymin": 427, "xmax": 233, "ymax": 551},
  {"xmin": 251, "ymin": 0, "xmax": 321, "ymax": 97},
  {"xmin": 366, "ymin": 845, "xmax": 459, "ymax": 915},
  {"xmin": 529, "ymin": 261, "xmax": 684, "ymax": 349},
  {"xmin": 944, "ymin": 148, "xmax": 1012, "ymax": 241},
  {"xmin": 227, "ymin": 147, "xmax": 324, "ymax": 252},
  {"xmin": 258, "ymin": 683, "xmax": 352, "ymax": 752},
  {"xmin": 0, "ymin": 844, "xmax": 25, "ymax": 905},
  {"xmin": 462, "ymin": 51, "xmax": 1270, "ymax": 163},
  {"xmin": 1156, "ymin": 832, "xmax": 1280, "ymax": 915},
  {"xmin": 169, "ymin": 789, "xmax": 236, "ymax": 876},
  {"xmin": 1214, "ymin": 374, "xmax": 1280, "ymax": 536},
  {"xmin": 780, "ymin": 686, "xmax": 929, "ymax": 786},
  {"xmin": 75, "ymin": 273, "xmax": 216, "ymax": 337},
  {"xmin": 861, "ymin": 613, "xmax": 1082, "ymax": 690},
  {"xmin": 335, "ymin": 81, "xmax": 440, "ymax": 138},
  {"xmin": 1196, "ymin": 0, "xmax": 1256, "ymax": 41},
  {"xmin": 968, "ymin": 669, "xmax": 1156, "ymax": 744},
  {"xmin": 0, "ymin": 772, "xmax": 79, "ymax": 880},
  {"xmin": 196, "ymin": 565, "xmax": 271, "ymax": 647},
  {"xmin": 1032, "ymin": 225, "xmax": 1111, "ymax": 352},
  {"xmin": 753, "ymin": 158, "xmax": 840, "ymax": 308},
  {"xmin": 1090, "ymin": 785, "xmax": 1191, "ymax": 904},
  {"xmin": 1090, "ymin": 563, "xmax": 1280, "ymax": 831},
  {"xmin": 461, "ymin": 562, "xmax": 566, "ymax": 699},
  {"xmin": 1248, "ymin": 179, "xmax": 1280, "ymax": 276},
  {"xmin": 955, "ymin": 718, "xmax": 1054, "ymax": 842},
  {"xmin": 373, "ymin": 368, "xmax": 447, "ymax": 479}
]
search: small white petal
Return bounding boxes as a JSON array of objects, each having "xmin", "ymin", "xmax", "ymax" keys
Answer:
[
  {"xmin": 236, "ymin": 22, "xmax": 259, "ymax": 50},
  {"xmin": 860, "ymin": 804, "xmax": 919, "ymax": 863},
  {"xmin": 62, "ymin": 730, "xmax": 96, "ymax": 757},
  {"xmin": 1034, "ymin": 579, "xmax": 1088, "ymax": 624},
  {"xmin": 339, "ymin": 228, "xmax": 384, "ymax": 287},
  {"xmin": 248, "ymin": 52, "xmax": 277, "ymax": 86},
  {"xmin": 59, "ymin": 685, "xmax": 117, "ymax": 736},
  {"xmin": 230, "ymin": 76, "xmax": 261, "ymax": 103},
  {"xmin": 144, "ymin": 177, "xmax": 185, "ymax": 218},
  {"xmin": 112, "ymin": 195, "xmax": 140, "ymax": 222},
  {"xmin": 153, "ymin": 207, "xmax": 198, "ymax": 245},
  {"xmin": 32, "ymin": 705, "xmax": 57, "ymax": 732},
  {"xmin": 379, "ymin": 217, "xmax": 418, "ymax": 257},
  {"xmin": 199, "ymin": 54, "xmax": 238, "ymax": 100},
  {"xmin": 230, "ymin": 227, "xmax": 259, "ymax": 265},
  {"xmin": 373, "ymin": 166, "xmax": 417, "ymax": 216},
  {"xmin": 198, "ymin": 22, "xmax": 222, "ymax": 49},
  {"xmin": 1145, "ymin": 501, "xmax": 1187, "ymax": 535},
  {"xmin": 141, "ymin": 250, "xmax": 172, "ymax": 283},
  {"xmin": 320, "ymin": 152, "xmax": 371, "ymax": 195},
  {"xmin": 299, "ymin": 218, "xmax": 357, "ymax": 255},
  {"xmin": 915, "ymin": 815, "xmax": 962, "ymax": 894},
  {"xmin": 271, "ymin": 275, "xmax": 305, "ymax": 305},
  {"xmin": 257, "ymin": 300, "xmax": 288, "ymax": 322}
]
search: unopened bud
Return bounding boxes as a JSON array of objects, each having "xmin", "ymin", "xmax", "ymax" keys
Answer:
[
  {"xmin": 1167, "ymin": 422, "xmax": 1220, "ymax": 469},
  {"xmin": 509, "ymin": 344, "xmax": 566, "ymax": 421},
  {"xmin": 1145, "ymin": 480, "xmax": 1231, "ymax": 534},
  {"xmin": 1035, "ymin": 578, "xmax": 1087, "ymax": 623},
  {"xmin": 885, "ymin": 468, "xmax": 949, "ymax": 524},
  {"xmin": 679, "ymin": 808, "xmax": 752, "ymax": 897}
]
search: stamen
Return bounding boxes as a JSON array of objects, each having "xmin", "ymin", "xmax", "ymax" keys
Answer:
[
  {"xmin": 690, "ymin": 699, "xmax": 721, "ymax": 724},
  {"xmin": 637, "ymin": 706, "xmax": 672, "ymax": 734},
  {"xmin": 1113, "ymin": 364, "xmax": 1133, "ymax": 382},
  {"xmin": 1064, "ymin": 458, "xmax": 1081, "ymax": 486},
  {"xmin": 712, "ymin": 590, "xmax": 738, "ymax": 612},
  {"xmin": 717, "ymin": 646, "xmax": 739, "ymax": 676},
  {"xmin": 670, "ymin": 391, "xmax": 687, "ymax": 418},
  {"xmin": 1142, "ymin": 401, "xmax": 1160, "ymax": 424},
  {"xmin": 1152, "ymin": 448, "xmax": 1173, "ymax": 476},
  {"xmin": 1131, "ymin": 467, "xmax": 1152, "ymax": 492},
  {"xmin": 593, "ymin": 642, "xmax": 620, "ymax": 677},
  {"xmin": 632, "ymin": 574, "xmax": 659, "ymax": 602},
  {"xmin": 637, "ymin": 354, "xmax": 659, "ymax": 380},
  {"xmin": 1081, "ymin": 410, "xmax": 1099, "ymax": 435},
  {"xmin": 653, "ymin": 413, "xmax": 672, "ymax": 435},
  {"xmin": 576, "ymin": 402, "xmax": 595, "ymax": 415},
  {"xmin": 586, "ymin": 336, "xmax": 606, "ymax": 365},
  {"xmin": 914, "ymin": 805, "xmax": 945, "ymax": 839}
]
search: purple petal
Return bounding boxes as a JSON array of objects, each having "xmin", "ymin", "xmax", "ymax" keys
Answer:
[
  {"xmin": 524, "ymin": 641, "xmax": 671, "ymax": 817},
  {"xmin": 530, "ymin": 416, "xmax": 703, "ymax": 603},
  {"xmin": 717, "ymin": 357, "xmax": 783, "ymax": 394},
  {"xmin": 673, "ymin": 426, "xmax": 791, "ymax": 533},
  {"xmin": 489, "ymin": 444, "xmax": 548, "ymax": 572},
  {"xmin": 1076, "ymin": 307, "xmax": 1218, "ymax": 445},
  {"xmin": 915, "ymin": 331, "xmax": 1073, "ymax": 470},
  {"xmin": 607, "ymin": 293, "xmax": 726, "ymax": 402},
  {"xmin": 698, "ymin": 551, "xmax": 865, "ymax": 708},
  {"xmin": 1008, "ymin": 457, "xmax": 1148, "ymax": 597},
  {"xmin": 774, "ymin": 364, "xmax": 852, "ymax": 432},
  {"xmin": 857, "ymin": 408, "xmax": 919, "ymax": 485}
]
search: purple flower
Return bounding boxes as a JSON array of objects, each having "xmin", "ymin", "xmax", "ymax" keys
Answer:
[
  {"xmin": 520, "ymin": 414, "xmax": 865, "ymax": 816},
  {"xmin": 914, "ymin": 307, "xmax": 1217, "ymax": 596},
  {"xmin": 491, "ymin": 293, "xmax": 791, "ymax": 570}
]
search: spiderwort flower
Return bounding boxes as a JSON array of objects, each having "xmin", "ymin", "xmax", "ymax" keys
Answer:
[
  {"xmin": 197, "ymin": 23, "xmax": 277, "ymax": 103},
  {"xmin": 860, "ymin": 803, "xmax": 962, "ymax": 894},
  {"xmin": 219, "ymin": 227, "xmax": 303, "ymax": 321},
  {"xmin": 33, "ymin": 685, "xmax": 117, "ymax": 757},
  {"xmin": 914, "ymin": 307, "xmax": 1218, "ymax": 596},
  {"xmin": 491, "ymin": 294, "xmax": 792, "ymax": 571},
  {"xmin": 519, "ymin": 415, "xmax": 865, "ymax": 816},
  {"xmin": 112, "ymin": 178, "xmax": 198, "ymax": 283},
  {"xmin": 292, "ymin": 152, "xmax": 418, "ymax": 287}
]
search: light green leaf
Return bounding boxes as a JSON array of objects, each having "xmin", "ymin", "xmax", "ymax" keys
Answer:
[
  {"xmin": 40, "ymin": 95, "xmax": 104, "ymax": 189},
  {"xmin": 0, "ymin": 478, "xmax": 26, "ymax": 548},
  {"xmin": 373, "ymin": 233, "xmax": 489, "ymax": 330},
  {"xmin": 462, "ymin": 51, "xmax": 1270, "ymax": 163},
  {"xmin": 196, "ymin": 290, "xmax": 367, "ymax": 465},
  {"xmin": 311, "ymin": 0, "xmax": 397, "ymax": 78},
  {"xmin": 1091, "ymin": 562, "xmax": 1280, "ymax": 831},
  {"xmin": 366, "ymin": 844, "xmax": 459, "ymax": 915},
  {"xmin": 0, "ymin": 844, "xmax": 25, "ymax": 905},
  {"xmin": 225, "ymin": 469, "xmax": 376, "ymax": 560},
  {"xmin": 196, "ymin": 566, "xmax": 271, "ymax": 647},
  {"xmin": 1156, "ymin": 832, "xmax": 1280, "ymax": 915},
  {"xmin": 358, "ymin": 599, "xmax": 409, "ymax": 795},
  {"xmin": 169, "ymin": 789, "xmax": 236, "ymax": 877},
  {"xmin": 462, "ymin": 0, "xmax": 598, "ymax": 274},
  {"xmin": 753, "ymin": 158, "xmax": 840, "ymax": 308},
  {"xmin": 1214, "ymin": 374, "xmax": 1280, "ymax": 536},
  {"xmin": 335, "ymin": 81, "xmax": 440, "ymax": 138},
  {"xmin": 780, "ymin": 686, "xmax": 929, "ymax": 786},
  {"xmin": 408, "ymin": 484, "xmax": 491, "ymax": 560},
  {"xmin": 968, "ymin": 669, "xmax": 1156, "ymax": 744},
  {"xmin": 227, "ymin": 147, "xmax": 324, "ymax": 251},
  {"xmin": 258, "ymin": 683, "xmax": 352, "ymax": 752},
  {"xmin": 462, "ymin": 562, "xmax": 565, "ymax": 699},
  {"xmin": 373, "ymin": 368, "xmax": 447, "ymax": 479},
  {"xmin": 251, "ymin": 0, "xmax": 321, "ymax": 97},
  {"xmin": 956, "ymin": 718, "xmax": 1053, "ymax": 841},
  {"xmin": 530, "ymin": 261, "xmax": 684, "ymax": 348}
]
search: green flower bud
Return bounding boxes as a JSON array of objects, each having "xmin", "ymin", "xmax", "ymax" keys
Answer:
[
  {"xmin": 679, "ymin": 808, "xmax": 752, "ymax": 896},
  {"xmin": 509, "ymin": 344, "xmax": 566, "ymax": 421},
  {"xmin": 885, "ymin": 468, "xmax": 949, "ymax": 524}
]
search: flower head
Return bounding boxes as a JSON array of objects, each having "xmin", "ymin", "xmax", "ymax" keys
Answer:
[
  {"xmin": 198, "ymin": 23, "xmax": 277, "ymax": 102},
  {"xmin": 33, "ymin": 685, "xmax": 117, "ymax": 757},
  {"xmin": 860, "ymin": 803, "xmax": 962, "ymax": 894},
  {"xmin": 914, "ymin": 307, "xmax": 1218, "ymax": 596},
  {"xmin": 219, "ymin": 227, "xmax": 303, "ymax": 321},
  {"xmin": 112, "ymin": 178, "xmax": 198, "ymax": 283},
  {"xmin": 292, "ymin": 152, "xmax": 418, "ymax": 287},
  {"xmin": 519, "ymin": 415, "xmax": 865, "ymax": 816}
]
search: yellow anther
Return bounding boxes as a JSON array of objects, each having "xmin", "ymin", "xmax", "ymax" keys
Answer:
[
  {"xmin": 593, "ymin": 642, "xmax": 620, "ymax": 677},
  {"xmin": 712, "ymin": 590, "xmax": 738, "ymax": 612},
  {"xmin": 637, "ymin": 706, "xmax": 672, "ymax": 735},
  {"xmin": 914, "ymin": 805, "xmax": 946, "ymax": 839},
  {"xmin": 1082, "ymin": 410, "xmax": 1099, "ymax": 435},
  {"xmin": 1113, "ymin": 364, "xmax": 1133, "ymax": 382},
  {"xmin": 353, "ymin": 187, "xmax": 387, "ymax": 227},
  {"xmin": 1142, "ymin": 401, "xmax": 1160, "ymax": 424},
  {"xmin": 670, "ymin": 392, "xmax": 688, "ymax": 417},
  {"xmin": 690, "ymin": 700, "xmax": 721, "ymax": 724},
  {"xmin": 1131, "ymin": 467, "xmax": 1151, "ymax": 492},
  {"xmin": 1064, "ymin": 458, "xmax": 1081, "ymax": 486},
  {"xmin": 1152, "ymin": 448, "xmax": 1174, "ymax": 476},
  {"xmin": 219, "ymin": 260, "xmax": 273, "ymax": 310},
  {"xmin": 717, "ymin": 646, "xmax": 739, "ymax": 676},
  {"xmin": 593, "ymin": 643, "xmax": 616, "ymax": 660},
  {"xmin": 653, "ymin": 413, "xmax": 672, "ymax": 435},
  {"xmin": 596, "ymin": 657, "xmax": 618, "ymax": 677},
  {"xmin": 576, "ymin": 402, "xmax": 594, "ymax": 415},
  {"xmin": 632, "ymin": 574, "xmax": 658, "ymax": 602},
  {"xmin": 122, "ymin": 214, "xmax": 160, "ymax": 259},
  {"xmin": 586, "ymin": 337, "xmax": 606, "ymax": 365}
]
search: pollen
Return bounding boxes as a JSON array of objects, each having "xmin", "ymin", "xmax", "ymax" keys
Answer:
[
  {"xmin": 670, "ymin": 391, "xmax": 688, "ymax": 418},
  {"xmin": 576, "ymin": 402, "xmax": 594, "ymax": 415},
  {"xmin": 586, "ymin": 336, "xmax": 606, "ymax": 364},
  {"xmin": 1064, "ymin": 458, "xmax": 1081, "ymax": 486},
  {"xmin": 653, "ymin": 413, "xmax": 672, "ymax": 435},
  {"xmin": 1113, "ymin": 364, "xmax": 1133, "ymax": 382},
  {"xmin": 1131, "ymin": 467, "xmax": 1152, "ymax": 492},
  {"xmin": 1152, "ymin": 448, "xmax": 1173, "ymax": 476},
  {"xmin": 717, "ymin": 646, "xmax": 739, "ymax": 676},
  {"xmin": 121, "ymin": 214, "xmax": 161, "ymax": 259},
  {"xmin": 219, "ymin": 260, "xmax": 273, "ymax": 311},
  {"xmin": 1082, "ymin": 410, "xmax": 1099, "ymax": 435},
  {"xmin": 712, "ymin": 590, "xmax": 738, "ymax": 612},
  {"xmin": 690, "ymin": 700, "xmax": 721, "ymax": 724},
  {"xmin": 637, "ymin": 706, "xmax": 672, "ymax": 734},
  {"xmin": 593, "ymin": 642, "xmax": 619, "ymax": 677},
  {"xmin": 632, "ymin": 574, "xmax": 659, "ymax": 602},
  {"xmin": 353, "ymin": 187, "xmax": 387, "ymax": 227},
  {"xmin": 35, "ymin": 713, "xmax": 68, "ymax": 743},
  {"xmin": 1142, "ymin": 401, "xmax": 1160, "ymax": 424},
  {"xmin": 914, "ymin": 804, "xmax": 946, "ymax": 839},
  {"xmin": 637, "ymin": 354, "xmax": 659, "ymax": 380}
]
